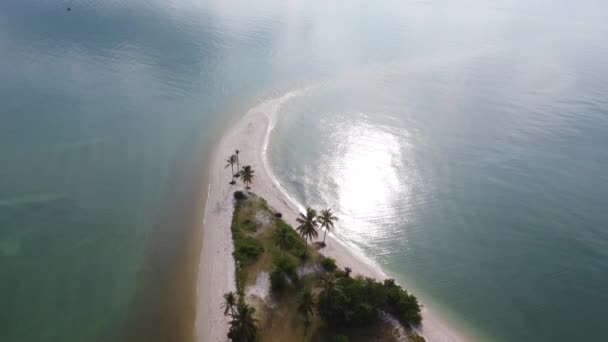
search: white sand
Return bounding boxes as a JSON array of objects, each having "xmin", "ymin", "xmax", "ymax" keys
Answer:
[{"xmin": 196, "ymin": 92, "xmax": 468, "ymax": 342}]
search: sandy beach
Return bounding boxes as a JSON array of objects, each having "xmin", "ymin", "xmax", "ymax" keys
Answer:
[{"xmin": 195, "ymin": 92, "xmax": 468, "ymax": 342}]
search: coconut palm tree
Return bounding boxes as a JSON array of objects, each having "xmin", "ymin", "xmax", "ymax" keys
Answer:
[
  {"xmin": 274, "ymin": 226, "xmax": 291, "ymax": 257},
  {"xmin": 225, "ymin": 155, "xmax": 237, "ymax": 185},
  {"xmin": 296, "ymin": 207, "xmax": 318, "ymax": 255},
  {"xmin": 235, "ymin": 149, "xmax": 240, "ymax": 172},
  {"xmin": 318, "ymin": 208, "xmax": 338, "ymax": 245},
  {"xmin": 227, "ymin": 302, "xmax": 258, "ymax": 342},
  {"xmin": 318, "ymin": 272, "xmax": 339, "ymax": 299},
  {"xmin": 298, "ymin": 287, "xmax": 315, "ymax": 326},
  {"xmin": 221, "ymin": 291, "xmax": 238, "ymax": 316},
  {"xmin": 239, "ymin": 165, "xmax": 254, "ymax": 189}
]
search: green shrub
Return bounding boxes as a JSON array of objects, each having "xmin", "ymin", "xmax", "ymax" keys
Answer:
[
  {"xmin": 351, "ymin": 301, "xmax": 375, "ymax": 323},
  {"xmin": 270, "ymin": 268, "xmax": 287, "ymax": 293},
  {"xmin": 320, "ymin": 256, "xmax": 337, "ymax": 272},
  {"xmin": 276, "ymin": 220, "xmax": 305, "ymax": 247},
  {"xmin": 316, "ymin": 274, "xmax": 422, "ymax": 329},
  {"xmin": 297, "ymin": 249, "xmax": 309, "ymax": 262},
  {"xmin": 330, "ymin": 334, "xmax": 349, "ymax": 342},
  {"xmin": 276, "ymin": 256, "xmax": 299, "ymax": 284},
  {"xmin": 233, "ymin": 191, "xmax": 246, "ymax": 200},
  {"xmin": 233, "ymin": 235, "xmax": 263, "ymax": 265},
  {"xmin": 383, "ymin": 279, "xmax": 422, "ymax": 325},
  {"xmin": 270, "ymin": 257, "xmax": 301, "ymax": 293},
  {"xmin": 276, "ymin": 257, "xmax": 295, "ymax": 275},
  {"xmin": 273, "ymin": 226, "xmax": 295, "ymax": 252}
]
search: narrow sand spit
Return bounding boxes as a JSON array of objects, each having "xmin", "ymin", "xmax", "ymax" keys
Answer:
[{"xmin": 196, "ymin": 92, "xmax": 467, "ymax": 342}]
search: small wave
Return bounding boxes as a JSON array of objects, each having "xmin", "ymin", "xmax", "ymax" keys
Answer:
[
  {"xmin": 54, "ymin": 138, "xmax": 105, "ymax": 152},
  {"xmin": 0, "ymin": 192, "xmax": 65, "ymax": 207},
  {"xmin": 246, "ymin": 88, "xmax": 311, "ymax": 215}
]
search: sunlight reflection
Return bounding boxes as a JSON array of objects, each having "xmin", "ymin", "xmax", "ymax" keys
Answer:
[{"xmin": 331, "ymin": 116, "xmax": 406, "ymax": 240}]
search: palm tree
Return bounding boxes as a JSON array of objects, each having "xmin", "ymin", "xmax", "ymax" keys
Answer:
[
  {"xmin": 274, "ymin": 226, "xmax": 291, "ymax": 257},
  {"xmin": 296, "ymin": 207, "xmax": 318, "ymax": 255},
  {"xmin": 298, "ymin": 287, "xmax": 315, "ymax": 327},
  {"xmin": 239, "ymin": 165, "xmax": 254, "ymax": 189},
  {"xmin": 318, "ymin": 208, "xmax": 338, "ymax": 245},
  {"xmin": 318, "ymin": 272, "xmax": 339, "ymax": 299},
  {"xmin": 221, "ymin": 291, "xmax": 238, "ymax": 316},
  {"xmin": 225, "ymin": 155, "xmax": 237, "ymax": 185},
  {"xmin": 235, "ymin": 149, "xmax": 240, "ymax": 172},
  {"xmin": 227, "ymin": 302, "xmax": 258, "ymax": 342}
]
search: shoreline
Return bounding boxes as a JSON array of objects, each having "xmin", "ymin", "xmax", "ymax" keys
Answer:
[{"xmin": 196, "ymin": 91, "xmax": 469, "ymax": 342}]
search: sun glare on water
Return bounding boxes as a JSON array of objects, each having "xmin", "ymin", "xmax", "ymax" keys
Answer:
[{"xmin": 329, "ymin": 115, "xmax": 408, "ymax": 243}]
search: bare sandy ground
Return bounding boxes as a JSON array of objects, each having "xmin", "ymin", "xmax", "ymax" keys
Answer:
[{"xmin": 195, "ymin": 91, "xmax": 468, "ymax": 342}]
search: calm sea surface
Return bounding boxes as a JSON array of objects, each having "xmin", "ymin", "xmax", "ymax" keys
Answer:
[{"xmin": 1, "ymin": 0, "xmax": 607, "ymax": 341}]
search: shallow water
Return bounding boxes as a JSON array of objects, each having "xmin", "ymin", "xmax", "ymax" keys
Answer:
[{"xmin": 1, "ymin": 0, "xmax": 607, "ymax": 341}]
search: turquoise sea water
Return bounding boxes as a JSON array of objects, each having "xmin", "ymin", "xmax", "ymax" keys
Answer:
[{"xmin": 1, "ymin": 0, "xmax": 607, "ymax": 341}]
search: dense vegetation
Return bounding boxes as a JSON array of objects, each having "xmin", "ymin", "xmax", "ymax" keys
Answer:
[
  {"xmin": 316, "ymin": 274, "xmax": 422, "ymax": 329},
  {"xmin": 225, "ymin": 192, "xmax": 423, "ymax": 341}
]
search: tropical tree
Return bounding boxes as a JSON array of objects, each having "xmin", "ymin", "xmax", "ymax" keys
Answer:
[
  {"xmin": 318, "ymin": 208, "xmax": 338, "ymax": 245},
  {"xmin": 235, "ymin": 149, "xmax": 240, "ymax": 172},
  {"xmin": 221, "ymin": 291, "xmax": 238, "ymax": 316},
  {"xmin": 227, "ymin": 302, "xmax": 258, "ymax": 342},
  {"xmin": 318, "ymin": 272, "xmax": 339, "ymax": 299},
  {"xmin": 240, "ymin": 165, "xmax": 254, "ymax": 189},
  {"xmin": 274, "ymin": 226, "xmax": 291, "ymax": 257},
  {"xmin": 296, "ymin": 207, "xmax": 318, "ymax": 255},
  {"xmin": 298, "ymin": 287, "xmax": 315, "ymax": 327},
  {"xmin": 225, "ymin": 155, "xmax": 237, "ymax": 185}
]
